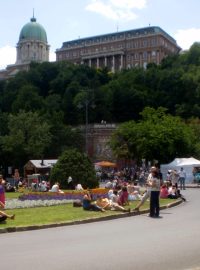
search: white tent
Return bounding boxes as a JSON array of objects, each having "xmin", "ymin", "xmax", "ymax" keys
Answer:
[{"xmin": 160, "ymin": 157, "xmax": 200, "ymax": 183}]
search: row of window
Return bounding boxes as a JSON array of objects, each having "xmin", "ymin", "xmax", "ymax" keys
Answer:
[
  {"xmin": 58, "ymin": 50, "xmax": 159, "ymax": 61},
  {"xmin": 63, "ymin": 32, "xmax": 173, "ymax": 49},
  {"xmin": 59, "ymin": 37, "xmax": 176, "ymax": 57},
  {"xmin": 127, "ymin": 51, "xmax": 158, "ymax": 61},
  {"xmin": 59, "ymin": 43, "xmax": 160, "ymax": 59}
]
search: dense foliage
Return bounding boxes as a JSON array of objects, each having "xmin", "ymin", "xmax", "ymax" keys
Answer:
[
  {"xmin": 1, "ymin": 43, "xmax": 200, "ymax": 171},
  {"xmin": 110, "ymin": 107, "xmax": 197, "ymax": 164}
]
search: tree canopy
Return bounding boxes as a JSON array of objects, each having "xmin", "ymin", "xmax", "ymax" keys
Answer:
[{"xmin": 110, "ymin": 107, "xmax": 197, "ymax": 164}]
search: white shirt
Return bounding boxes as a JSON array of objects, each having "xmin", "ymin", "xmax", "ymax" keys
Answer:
[
  {"xmin": 179, "ymin": 170, "xmax": 186, "ymax": 178},
  {"xmin": 50, "ymin": 184, "xmax": 59, "ymax": 192}
]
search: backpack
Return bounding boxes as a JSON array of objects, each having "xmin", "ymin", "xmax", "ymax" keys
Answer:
[{"xmin": 73, "ymin": 200, "xmax": 83, "ymax": 207}]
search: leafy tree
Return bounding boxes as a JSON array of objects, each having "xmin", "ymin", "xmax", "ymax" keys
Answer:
[
  {"xmin": 12, "ymin": 84, "xmax": 43, "ymax": 113},
  {"xmin": 110, "ymin": 107, "xmax": 196, "ymax": 164},
  {"xmin": 187, "ymin": 117, "xmax": 200, "ymax": 159},
  {"xmin": 0, "ymin": 111, "xmax": 52, "ymax": 167},
  {"xmin": 45, "ymin": 111, "xmax": 84, "ymax": 157},
  {"xmin": 50, "ymin": 149, "xmax": 98, "ymax": 189}
]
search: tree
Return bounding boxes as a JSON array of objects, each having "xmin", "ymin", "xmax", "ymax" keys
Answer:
[
  {"xmin": 0, "ymin": 111, "xmax": 52, "ymax": 167},
  {"xmin": 110, "ymin": 107, "xmax": 196, "ymax": 164},
  {"xmin": 12, "ymin": 84, "xmax": 43, "ymax": 113},
  {"xmin": 50, "ymin": 149, "xmax": 98, "ymax": 189},
  {"xmin": 45, "ymin": 111, "xmax": 84, "ymax": 157}
]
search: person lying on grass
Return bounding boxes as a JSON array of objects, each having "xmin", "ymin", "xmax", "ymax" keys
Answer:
[
  {"xmin": 0, "ymin": 210, "xmax": 15, "ymax": 222},
  {"xmin": 96, "ymin": 197, "xmax": 130, "ymax": 212}
]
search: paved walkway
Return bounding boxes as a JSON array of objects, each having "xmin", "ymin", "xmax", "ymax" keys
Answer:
[{"xmin": 1, "ymin": 189, "xmax": 200, "ymax": 270}]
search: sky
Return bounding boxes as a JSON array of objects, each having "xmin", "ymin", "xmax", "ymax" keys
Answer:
[{"xmin": 1, "ymin": 0, "xmax": 200, "ymax": 69}]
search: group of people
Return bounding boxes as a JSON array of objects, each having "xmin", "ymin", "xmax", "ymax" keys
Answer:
[
  {"xmin": 82, "ymin": 166, "xmax": 161, "ymax": 217},
  {"xmin": 101, "ymin": 165, "xmax": 186, "ymax": 218},
  {"xmin": 0, "ymin": 164, "xmax": 187, "ymax": 223},
  {"xmin": 166, "ymin": 167, "xmax": 186, "ymax": 190},
  {"xmin": 82, "ymin": 190, "xmax": 131, "ymax": 213}
]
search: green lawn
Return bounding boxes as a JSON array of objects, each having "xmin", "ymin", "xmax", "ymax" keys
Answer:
[{"xmin": 0, "ymin": 198, "xmax": 176, "ymax": 229}]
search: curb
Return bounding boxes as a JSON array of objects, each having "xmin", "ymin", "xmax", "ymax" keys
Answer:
[{"xmin": 0, "ymin": 199, "xmax": 183, "ymax": 234}]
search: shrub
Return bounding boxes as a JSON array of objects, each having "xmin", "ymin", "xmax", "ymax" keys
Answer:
[{"xmin": 50, "ymin": 149, "xmax": 98, "ymax": 189}]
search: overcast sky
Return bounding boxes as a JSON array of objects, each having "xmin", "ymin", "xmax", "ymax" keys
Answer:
[{"xmin": 1, "ymin": 0, "xmax": 200, "ymax": 69}]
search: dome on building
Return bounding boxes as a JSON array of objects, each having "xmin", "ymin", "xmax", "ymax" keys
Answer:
[{"xmin": 19, "ymin": 17, "xmax": 47, "ymax": 43}]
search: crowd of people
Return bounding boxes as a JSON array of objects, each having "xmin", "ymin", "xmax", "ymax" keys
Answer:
[
  {"xmin": 0, "ymin": 164, "xmax": 188, "ymax": 223},
  {"xmin": 95, "ymin": 165, "xmax": 187, "ymax": 218}
]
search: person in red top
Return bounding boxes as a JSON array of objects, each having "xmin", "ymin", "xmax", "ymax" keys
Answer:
[
  {"xmin": 160, "ymin": 184, "xmax": 169, "ymax": 199},
  {"xmin": 118, "ymin": 186, "xmax": 129, "ymax": 206},
  {"xmin": 0, "ymin": 175, "xmax": 6, "ymax": 208}
]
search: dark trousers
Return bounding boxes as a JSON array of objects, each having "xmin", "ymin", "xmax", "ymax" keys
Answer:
[
  {"xmin": 150, "ymin": 191, "xmax": 160, "ymax": 217},
  {"xmin": 179, "ymin": 177, "xmax": 185, "ymax": 189}
]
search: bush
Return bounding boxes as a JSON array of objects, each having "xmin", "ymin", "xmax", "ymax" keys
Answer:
[{"xmin": 50, "ymin": 149, "xmax": 98, "ymax": 189}]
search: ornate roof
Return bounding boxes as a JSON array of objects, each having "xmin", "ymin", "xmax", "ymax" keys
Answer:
[{"xmin": 19, "ymin": 16, "xmax": 47, "ymax": 43}]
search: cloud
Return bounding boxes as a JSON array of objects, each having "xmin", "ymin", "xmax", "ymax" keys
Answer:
[
  {"xmin": 0, "ymin": 45, "xmax": 16, "ymax": 69},
  {"xmin": 49, "ymin": 51, "xmax": 56, "ymax": 62},
  {"xmin": 174, "ymin": 28, "xmax": 200, "ymax": 50},
  {"xmin": 109, "ymin": 0, "xmax": 147, "ymax": 9},
  {"xmin": 86, "ymin": 0, "xmax": 147, "ymax": 21}
]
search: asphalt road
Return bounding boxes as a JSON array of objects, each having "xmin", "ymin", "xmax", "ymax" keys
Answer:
[{"xmin": 1, "ymin": 189, "xmax": 200, "ymax": 270}]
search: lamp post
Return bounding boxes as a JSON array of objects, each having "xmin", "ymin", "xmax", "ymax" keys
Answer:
[
  {"xmin": 85, "ymin": 99, "xmax": 89, "ymax": 155},
  {"xmin": 77, "ymin": 89, "xmax": 95, "ymax": 155}
]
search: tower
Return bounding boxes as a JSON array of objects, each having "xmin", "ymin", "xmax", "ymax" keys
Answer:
[{"xmin": 16, "ymin": 15, "xmax": 49, "ymax": 65}]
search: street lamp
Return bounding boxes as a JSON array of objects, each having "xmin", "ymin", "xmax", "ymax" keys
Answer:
[
  {"xmin": 85, "ymin": 99, "xmax": 89, "ymax": 156},
  {"xmin": 77, "ymin": 89, "xmax": 95, "ymax": 155}
]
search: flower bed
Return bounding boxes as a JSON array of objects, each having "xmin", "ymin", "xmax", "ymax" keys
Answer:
[
  {"xmin": 5, "ymin": 199, "xmax": 73, "ymax": 209},
  {"xmin": 18, "ymin": 188, "xmax": 108, "ymax": 201}
]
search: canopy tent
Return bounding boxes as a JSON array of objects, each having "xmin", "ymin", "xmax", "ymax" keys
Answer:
[
  {"xmin": 160, "ymin": 157, "xmax": 200, "ymax": 183},
  {"xmin": 95, "ymin": 161, "xmax": 117, "ymax": 168}
]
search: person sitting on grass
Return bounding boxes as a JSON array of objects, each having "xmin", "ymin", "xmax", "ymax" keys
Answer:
[
  {"xmin": 118, "ymin": 186, "xmax": 129, "ymax": 206},
  {"xmin": 49, "ymin": 182, "xmax": 64, "ymax": 193},
  {"xmin": 168, "ymin": 184, "xmax": 186, "ymax": 201},
  {"xmin": 82, "ymin": 190, "xmax": 105, "ymax": 212},
  {"xmin": 168, "ymin": 184, "xmax": 178, "ymax": 199},
  {"xmin": 160, "ymin": 184, "xmax": 169, "ymax": 199},
  {"xmin": 110, "ymin": 189, "xmax": 119, "ymax": 203},
  {"xmin": 0, "ymin": 210, "xmax": 15, "ymax": 222},
  {"xmin": 96, "ymin": 197, "xmax": 130, "ymax": 212}
]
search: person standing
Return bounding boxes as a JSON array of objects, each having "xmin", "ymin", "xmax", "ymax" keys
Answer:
[
  {"xmin": 148, "ymin": 168, "xmax": 160, "ymax": 218},
  {"xmin": 13, "ymin": 169, "xmax": 20, "ymax": 190},
  {"xmin": 0, "ymin": 175, "xmax": 6, "ymax": 208},
  {"xmin": 171, "ymin": 169, "xmax": 179, "ymax": 189},
  {"xmin": 178, "ymin": 167, "xmax": 186, "ymax": 190},
  {"xmin": 134, "ymin": 166, "xmax": 156, "ymax": 211}
]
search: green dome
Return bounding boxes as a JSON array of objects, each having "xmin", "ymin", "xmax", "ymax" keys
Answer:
[{"xmin": 19, "ymin": 17, "xmax": 47, "ymax": 43}]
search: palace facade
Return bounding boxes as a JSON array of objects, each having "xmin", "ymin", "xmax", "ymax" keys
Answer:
[{"xmin": 56, "ymin": 26, "xmax": 181, "ymax": 71}]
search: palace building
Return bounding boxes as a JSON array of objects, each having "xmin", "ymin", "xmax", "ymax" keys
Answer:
[
  {"xmin": 56, "ymin": 26, "xmax": 181, "ymax": 71},
  {"xmin": 0, "ymin": 15, "xmax": 49, "ymax": 80}
]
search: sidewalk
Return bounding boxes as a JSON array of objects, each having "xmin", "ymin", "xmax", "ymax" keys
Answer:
[{"xmin": 184, "ymin": 183, "xmax": 200, "ymax": 188}]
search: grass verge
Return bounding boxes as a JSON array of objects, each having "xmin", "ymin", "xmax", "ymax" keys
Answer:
[{"xmin": 0, "ymin": 198, "xmax": 176, "ymax": 229}]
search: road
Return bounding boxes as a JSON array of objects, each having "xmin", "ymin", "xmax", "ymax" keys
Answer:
[{"xmin": 1, "ymin": 189, "xmax": 200, "ymax": 270}]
